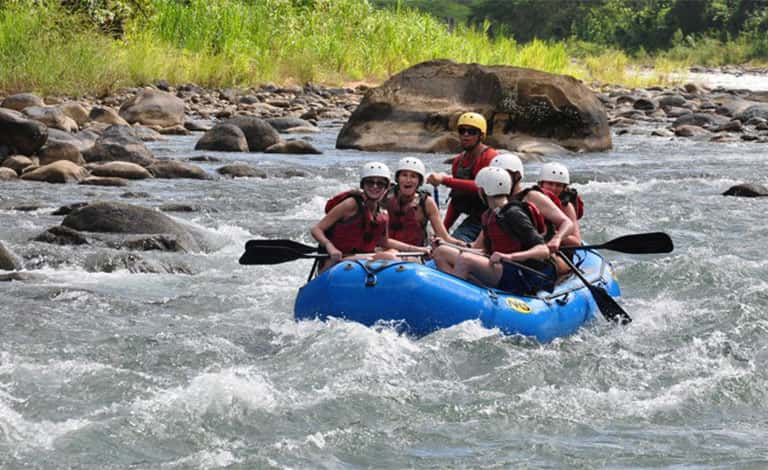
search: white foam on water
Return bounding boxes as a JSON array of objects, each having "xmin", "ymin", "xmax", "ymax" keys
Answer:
[
  {"xmin": 0, "ymin": 391, "xmax": 90, "ymax": 450},
  {"xmin": 160, "ymin": 447, "xmax": 241, "ymax": 469}
]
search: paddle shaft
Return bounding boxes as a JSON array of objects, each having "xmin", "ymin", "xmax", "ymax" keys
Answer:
[{"xmin": 556, "ymin": 250, "xmax": 632, "ymax": 324}]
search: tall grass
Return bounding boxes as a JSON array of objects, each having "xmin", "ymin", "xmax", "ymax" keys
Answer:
[{"xmin": 4, "ymin": 0, "xmax": 752, "ymax": 96}]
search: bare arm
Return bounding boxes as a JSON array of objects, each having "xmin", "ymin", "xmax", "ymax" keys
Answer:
[
  {"xmin": 563, "ymin": 203, "xmax": 582, "ymax": 244},
  {"xmin": 424, "ymin": 197, "xmax": 466, "ymax": 245},
  {"xmin": 527, "ymin": 191, "xmax": 573, "ymax": 252},
  {"xmin": 310, "ymin": 198, "xmax": 358, "ymax": 261}
]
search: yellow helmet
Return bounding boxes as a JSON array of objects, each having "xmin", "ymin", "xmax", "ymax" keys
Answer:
[{"xmin": 457, "ymin": 112, "xmax": 487, "ymax": 140}]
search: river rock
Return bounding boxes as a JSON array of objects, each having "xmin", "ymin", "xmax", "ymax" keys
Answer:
[
  {"xmin": 264, "ymin": 139, "xmax": 322, "ymax": 154},
  {"xmin": 734, "ymin": 104, "xmax": 768, "ymax": 123},
  {"xmin": 672, "ymin": 113, "xmax": 730, "ymax": 129},
  {"xmin": 0, "ymin": 271, "xmax": 44, "ymax": 282},
  {"xmin": 2, "ymin": 155, "xmax": 36, "ymax": 174},
  {"xmin": 38, "ymin": 141, "xmax": 85, "ymax": 166},
  {"xmin": 216, "ymin": 164, "xmax": 266, "ymax": 178},
  {"xmin": 21, "ymin": 160, "xmax": 90, "ymax": 183},
  {"xmin": 658, "ymin": 94, "xmax": 688, "ymax": 108},
  {"xmin": 146, "ymin": 160, "xmax": 210, "ymax": 179},
  {"xmin": 266, "ymin": 116, "xmax": 315, "ymax": 132},
  {"xmin": 674, "ymin": 125, "xmax": 711, "ymax": 137},
  {"xmin": 222, "ymin": 116, "xmax": 281, "ymax": 151},
  {"xmin": 119, "ymin": 87, "xmax": 185, "ymax": 127},
  {"xmin": 1, "ymin": 93, "xmax": 44, "ymax": 111},
  {"xmin": 59, "ymin": 102, "xmax": 90, "ymax": 127},
  {"xmin": 337, "ymin": 60, "xmax": 611, "ymax": 153},
  {"xmin": 722, "ymin": 183, "xmax": 768, "ymax": 197},
  {"xmin": 0, "ymin": 240, "xmax": 23, "ymax": 270},
  {"xmin": 33, "ymin": 225, "xmax": 90, "ymax": 245},
  {"xmin": 0, "ymin": 167, "xmax": 18, "ymax": 180},
  {"xmin": 89, "ymin": 161, "xmax": 153, "ymax": 179},
  {"xmin": 22, "ymin": 106, "xmax": 78, "ymax": 132},
  {"xmin": 82, "ymin": 125, "xmax": 156, "ymax": 166},
  {"xmin": 47, "ymin": 128, "xmax": 93, "ymax": 152},
  {"xmin": 59, "ymin": 202, "xmax": 202, "ymax": 252},
  {"xmin": 89, "ymin": 106, "xmax": 129, "ymax": 126},
  {"xmin": 0, "ymin": 108, "xmax": 48, "ymax": 155},
  {"xmin": 194, "ymin": 123, "xmax": 248, "ymax": 152}
]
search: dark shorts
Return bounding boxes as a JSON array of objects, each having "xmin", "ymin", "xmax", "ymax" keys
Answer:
[
  {"xmin": 451, "ymin": 217, "xmax": 482, "ymax": 243},
  {"xmin": 497, "ymin": 259, "xmax": 557, "ymax": 295}
]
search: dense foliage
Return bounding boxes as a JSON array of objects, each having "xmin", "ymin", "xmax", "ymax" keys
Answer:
[{"xmin": 374, "ymin": 0, "xmax": 768, "ymax": 56}]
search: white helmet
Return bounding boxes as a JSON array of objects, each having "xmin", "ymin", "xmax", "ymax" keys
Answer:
[
  {"xmin": 475, "ymin": 167, "xmax": 511, "ymax": 197},
  {"xmin": 395, "ymin": 157, "xmax": 426, "ymax": 184},
  {"xmin": 539, "ymin": 162, "xmax": 570, "ymax": 184},
  {"xmin": 490, "ymin": 152, "xmax": 524, "ymax": 178},
  {"xmin": 359, "ymin": 161, "xmax": 391, "ymax": 184}
]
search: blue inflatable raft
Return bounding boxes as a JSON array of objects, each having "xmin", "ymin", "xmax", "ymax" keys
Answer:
[{"xmin": 294, "ymin": 250, "xmax": 620, "ymax": 342}]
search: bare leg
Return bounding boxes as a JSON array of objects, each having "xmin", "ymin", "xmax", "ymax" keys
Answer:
[
  {"xmin": 432, "ymin": 245, "xmax": 461, "ymax": 274},
  {"xmin": 453, "ymin": 252, "xmax": 503, "ymax": 287}
]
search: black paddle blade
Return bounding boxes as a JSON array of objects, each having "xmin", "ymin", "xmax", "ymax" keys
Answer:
[
  {"xmin": 569, "ymin": 232, "xmax": 674, "ymax": 254},
  {"xmin": 239, "ymin": 245, "xmax": 307, "ymax": 265},
  {"xmin": 588, "ymin": 284, "xmax": 632, "ymax": 325},
  {"xmin": 244, "ymin": 239, "xmax": 317, "ymax": 254}
]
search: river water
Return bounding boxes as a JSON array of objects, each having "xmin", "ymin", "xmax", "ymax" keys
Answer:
[{"xmin": 1, "ymin": 113, "xmax": 767, "ymax": 468}]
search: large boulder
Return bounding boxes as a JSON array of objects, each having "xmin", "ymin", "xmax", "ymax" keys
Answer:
[
  {"xmin": 265, "ymin": 139, "xmax": 322, "ymax": 154},
  {"xmin": 0, "ymin": 108, "xmax": 48, "ymax": 155},
  {"xmin": 89, "ymin": 161, "xmax": 153, "ymax": 179},
  {"xmin": 60, "ymin": 202, "xmax": 202, "ymax": 252},
  {"xmin": 1, "ymin": 93, "xmax": 44, "ymax": 111},
  {"xmin": 336, "ymin": 60, "xmax": 611, "ymax": 153},
  {"xmin": 722, "ymin": 183, "xmax": 768, "ymax": 197},
  {"xmin": 0, "ymin": 240, "xmax": 23, "ymax": 271},
  {"xmin": 22, "ymin": 106, "xmax": 78, "ymax": 132},
  {"xmin": 194, "ymin": 123, "xmax": 249, "ymax": 152},
  {"xmin": 119, "ymin": 88, "xmax": 185, "ymax": 127}
]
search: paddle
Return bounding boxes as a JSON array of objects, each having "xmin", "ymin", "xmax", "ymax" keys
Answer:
[
  {"xmin": 562, "ymin": 232, "xmax": 673, "ymax": 254},
  {"xmin": 244, "ymin": 238, "xmax": 317, "ymax": 254},
  {"xmin": 557, "ymin": 250, "xmax": 632, "ymax": 325},
  {"xmin": 239, "ymin": 244, "xmax": 425, "ymax": 265}
]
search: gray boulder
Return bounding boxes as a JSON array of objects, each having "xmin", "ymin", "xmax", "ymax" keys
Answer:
[
  {"xmin": 119, "ymin": 88, "xmax": 185, "ymax": 127},
  {"xmin": 1, "ymin": 93, "xmax": 44, "ymax": 111},
  {"xmin": 217, "ymin": 164, "xmax": 266, "ymax": 178},
  {"xmin": 264, "ymin": 139, "xmax": 322, "ymax": 154},
  {"xmin": 0, "ymin": 108, "xmax": 48, "ymax": 155},
  {"xmin": 0, "ymin": 241, "xmax": 23, "ymax": 270},
  {"xmin": 146, "ymin": 160, "xmax": 210, "ymax": 179},
  {"xmin": 195, "ymin": 123, "xmax": 248, "ymax": 152},
  {"xmin": 222, "ymin": 116, "xmax": 280, "ymax": 151},
  {"xmin": 82, "ymin": 125, "xmax": 156, "ymax": 166},
  {"xmin": 21, "ymin": 160, "xmax": 90, "ymax": 183}
]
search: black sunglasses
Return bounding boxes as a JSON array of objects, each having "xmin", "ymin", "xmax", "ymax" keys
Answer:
[
  {"xmin": 364, "ymin": 179, "xmax": 388, "ymax": 188},
  {"xmin": 458, "ymin": 127, "xmax": 480, "ymax": 136}
]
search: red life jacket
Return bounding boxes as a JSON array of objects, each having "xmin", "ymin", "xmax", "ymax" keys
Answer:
[
  {"xmin": 481, "ymin": 200, "xmax": 545, "ymax": 254},
  {"xmin": 325, "ymin": 190, "xmax": 388, "ymax": 254},
  {"xmin": 559, "ymin": 188, "xmax": 584, "ymax": 219},
  {"xmin": 517, "ymin": 185, "xmax": 563, "ymax": 240},
  {"xmin": 384, "ymin": 188, "xmax": 430, "ymax": 246},
  {"xmin": 448, "ymin": 146, "xmax": 498, "ymax": 218}
]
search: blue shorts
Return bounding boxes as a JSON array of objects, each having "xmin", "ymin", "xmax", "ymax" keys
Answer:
[
  {"xmin": 497, "ymin": 260, "xmax": 556, "ymax": 295},
  {"xmin": 451, "ymin": 217, "xmax": 482, "ymax": 243}
]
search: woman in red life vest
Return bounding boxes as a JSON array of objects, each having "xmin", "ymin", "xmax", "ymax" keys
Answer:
[
  {"xmin": 538, "ymin": 162, "xmax": 582, "ymax": 247},
  {"xmin": 426, "ymin": 112, "xmax": 498, "ymax": 243},
  {"xmin": 383, "ymin": 157, "xmax": 465, "ymax": 255},
  {"xmin": 432, "ymin": 167, "xmax": 556, "ymax": 294},
  {"xmin": 489, "ymin": 153, "xmax": 574, "ymax": 275},
  {"xmin": 311, "ymin": 162, "xmax": 397, "ymax": 272}
]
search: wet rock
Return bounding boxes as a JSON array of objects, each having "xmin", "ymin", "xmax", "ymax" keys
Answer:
[
  {"xmin": 651, "ymin": 128, "xmax": 675, "ymax": 137},
  {"xmin": 0, "ymin": 240, "xmax": 23, "ymax": 270},
  {"xmin": 264, "ymin": 139, "xmax": 322, "ymax": 154},
  {"xmin": 194, "ymin": 123, "xmax": 248, "ymax": 152},
  {"xmin": 146, "ymin": 160, "xmax": 210, "ymax": 179},
  {"xmin": 82, "ymin": 125, "xmax": 156, "ymax": 166},
  {"xmin": 734, "ymin": 104, "xmax": 768, "ymax": 123},
  {"xmin": 633, "ymin": 98, "xmax": 657, "ymax": 111},
  {"xmin": 21, "ymin": 160, "xmax": 90, "ymax": 183},
  {"xmin": 133, "ymin": 126, "xmax": 166, "ymax": 141},
  {"xmin": 61, "ymin": 202, "xmax": 202, "ymax": 252},
  {"xmin": 51, "ymin": 202, "xmax": 89, "ymax": 216},
  {"xmin": 158, "ymin": 204, "xmax": 200, "ymax": 212},
  {"xmin": 217, "ymin": 164, "xmax": 266, "ymax": 178},
  {"xmin": 59, "ymin": 102, "xmax": 90, "ymax": 126},
  {"xmin": 658, "ymin": 94, "xmax": 687, "ymax": 107},
  {"xmin": 89, "ymin": 161, "xmax": 153, "ymax": 179},
  {"xmin": 0, "ymin": 108, "xmax": 48, "ymax": 155},
  {"xmin": 184, "ymin": 120, "xmax": 211, "ymax": 132},
  {"xmin": 672, "ymin": 113, "xmax": 730, "ymax": 129},
  {"xmin": 722, "ymin": 183, "xmax": 768, "ymax": 197},
  {"xmin": 274, "ymin": 169, "xmax": 309, "ymax": 178},
  {"xmin": 47, "ymin": 128, "xmax": 93, "ymax": 152},
  {"xmin": 33, "ymin": 225, "xmax": 90, "ymax": 245},
  {"xmin": 119, "ymin": 87, "xmax": 186, "ymax": 127},
  {"xmin": 674, "ymin": 125, "xmax": 711, "ymax": 137},
  {"xmin": 266, "ymin": 116, "xmax": 315, "ymax": 132},
  {"xmin": 120, "ymin": 191, "xmax": 150, "ymax": 198},
  {"xmin": 223, "ymin": 116, "xmax": 280, "ymax": 151},
  {"xmin": 84, "ymin": 252, "xmax": 193, "ymax": 274},
  {"xmin": 283, "ymin": 125, "xmax": 320, "ymax": 134},
  {"xmin": 713, "ymin": 120, "xmax": 743, "ymax": 133},
  {"xmin": 187, "ymin": 155, "xmax": 222, "ymax": 163}
]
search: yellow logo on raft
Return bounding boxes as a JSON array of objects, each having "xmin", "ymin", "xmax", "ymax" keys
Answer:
[{"xmin": 505, "ymin": 298, "xmax": 532, "ymax": 313}]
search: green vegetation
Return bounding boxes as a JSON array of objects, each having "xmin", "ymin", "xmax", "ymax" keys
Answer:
[{"xmin": 1, "ymin": 0, "xmax": 766, "ymax": 96}]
